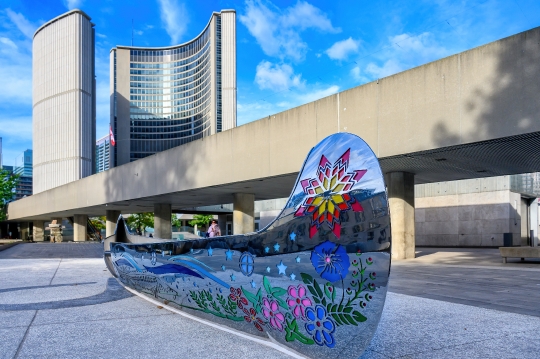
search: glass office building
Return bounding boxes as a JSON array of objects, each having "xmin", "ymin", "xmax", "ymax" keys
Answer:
[
  {"xmin": 95, "ymin": 135, "xmax": 110, "ymax": 173},
  {"xmin": 9, "ymin": 149, "xmax": 33, "ymax": 200},
  {"xmin": 110, "ymin": 10, "xmax": 236, "ymax": 166}
]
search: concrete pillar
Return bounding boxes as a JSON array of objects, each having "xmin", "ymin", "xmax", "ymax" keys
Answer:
[
  {"xmin": 73, "ymin": 214, "xmax": 88, "ymax": 242},
  {"xmin": 106, "ymin": 210, "xmax": 121, "ymax": 237},
  {"xmin": 20, "ymin": 222, "xmax": 30, "ymax": 240},
  {"xmin": 233, "ymin": 193, "xmax": 255, "ymax": 234},
  {"xmin": 33, "ymin": 221, "xmax": 45, "ymax": 241},
  {"xmin": 386, "ymin": 172, "xmax": 415, "ymax": 259},
  {"xmin": 154, "ymin": 203, "xmax": 172, "ymax": 239},
  {"xmin": 218, "ymin": 214, "xmax": 227, "ymax": 236}
]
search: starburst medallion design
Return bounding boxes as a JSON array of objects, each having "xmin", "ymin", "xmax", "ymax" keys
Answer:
[{"xmin": 294, "ymin": 149, "xmax": 366, "ymax": 238}]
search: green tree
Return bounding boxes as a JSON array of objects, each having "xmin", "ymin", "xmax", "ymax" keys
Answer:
[
  {"xmin": 126, "ymin": 213, "xmax": 154, "ymax": 233},
  {"xmin": 0, "ymin": 170, "xmax": 19, "ymax": 221},
  {"xmin": 189, "ymin": 214, "xmax": 213, "ymax": 229},
  {"xmin": 89, "ymin": 216, "xmax": 106, "ymax": 231},
  {"xmin": 171, "ymin": 214, "xmax": 182, "ymax": 229}
]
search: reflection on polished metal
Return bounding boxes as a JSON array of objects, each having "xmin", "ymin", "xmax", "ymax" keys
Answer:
[{"xmin": 104, "ymin": 133, "xmax": 391, "ymax": 358}]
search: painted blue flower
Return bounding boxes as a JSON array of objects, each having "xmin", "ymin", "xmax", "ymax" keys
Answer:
[
  {"xmin": 304, "ymin": 305, "xmax": 336, "ymax": 348},
  {"xmin": 310, "ymin": 240, "xmax": 350, "ymax": 282}
]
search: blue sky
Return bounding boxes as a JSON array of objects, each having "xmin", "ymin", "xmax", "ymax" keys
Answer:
[{"xmin": 0, "ymin": 0, "xmax": 539, "ymax": 166}]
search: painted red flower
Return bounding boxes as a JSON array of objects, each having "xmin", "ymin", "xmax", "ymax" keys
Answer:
[
  {"xmin": 229, "ymin": 287, "xmax": 248, "ymax": 309},
  {"xmin": 295, "ymin": 148, "xmax": 366, "ymax": 238},
  {"xmin": 243, "ymin": 307, "xmax": 265, "ymax": 331}
]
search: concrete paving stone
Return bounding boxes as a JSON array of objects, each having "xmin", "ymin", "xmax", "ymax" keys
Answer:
[
  {"xmin": 17, "ymin": 311, "xmax": 291, "ymax": 359},
  {"xmin": 411, "ymin": 333, "xmax": 540, "ymax": 359},
  {"xmin": 0, "ymin": 259, "xmax": 60, "ymax": 289},
  {"xmin": 0, "ymin": 243, "xmax": 103, "ymax": 259},
  {"xmin": 0, "ymin": 282, "xmax": 104, "ymax": 304},
  {"xmin": 0, "ymin": 310, "xmax": 36, "ymax": 329},
  {"xmin": 359, "ymin": 349, "xmax": 391, "ymax": 359},
  {"xmin": 32, "ymin": 296, "xmax": 173, "ymax": 326},
  {"xmin": 0, "ymin": 326, "xmax": 30, "ymax": 359},
  {"xmin": 364, "ymin": 293, "xmax": 540, "ymax": 358}
]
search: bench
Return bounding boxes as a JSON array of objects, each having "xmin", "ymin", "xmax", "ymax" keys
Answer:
[{"xmin": 499, "ymin": 247, "xmax": 540, "ymax": 263}]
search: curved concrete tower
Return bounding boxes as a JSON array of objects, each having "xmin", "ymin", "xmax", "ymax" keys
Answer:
[{"xmin": 33, "ymin": 9, "xmax": 96, "ymax": 194}]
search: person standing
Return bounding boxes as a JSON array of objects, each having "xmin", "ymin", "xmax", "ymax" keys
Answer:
[{"xmin": 207, "ymin": 220, "xmax": 221, "ymax": 238}]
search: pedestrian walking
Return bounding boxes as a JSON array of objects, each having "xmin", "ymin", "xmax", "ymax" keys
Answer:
[{"xmin": 207, "ymin": 220, "xmax": 221, "ymax": 238}]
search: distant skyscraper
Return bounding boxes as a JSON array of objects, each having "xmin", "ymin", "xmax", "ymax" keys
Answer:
[
  {"xmin": 14, "ymin": 149, "xmax": 33, "ymax": 199},
  {"xmin": 95, "ymin": 135, "xmax": 110, "ymax": 173},
  {"xmin": 110, "ymin": 10, "xmax": 236, "ymax": 166},
  {"xmin": 33, "ymin": 9, "xmax": 96, "ymax": 193}
]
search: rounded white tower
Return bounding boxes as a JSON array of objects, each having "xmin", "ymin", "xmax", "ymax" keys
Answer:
[{"xmin": 32, "ymin": 9, "xmax": 95, "ymax": 194}]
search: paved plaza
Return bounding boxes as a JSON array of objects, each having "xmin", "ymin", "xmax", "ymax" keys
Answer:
[{"xmin": 0, "ymin": 243, "xmax": 539, "ymax": 358}]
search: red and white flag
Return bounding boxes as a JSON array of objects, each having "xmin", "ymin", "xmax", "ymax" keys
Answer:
[{"xmin": 109, "ymin": 126, "xmax": 116, "ymax": 146}]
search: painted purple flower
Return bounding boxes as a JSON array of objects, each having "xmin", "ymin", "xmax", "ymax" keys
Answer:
[
  {"xmin": 310, "ymin": 240, "xmax": 350, "ymax": 282},
  {"xmin": 262, "ymin": 298, "xmax": 285, "ymax": 331},
  {"xmin": 287, "ymin": 284, "xmax": 312, "ymax": 319},
  {"xmin": 305, "ymin": 305, "xmax": 336, "ymax": 348}
]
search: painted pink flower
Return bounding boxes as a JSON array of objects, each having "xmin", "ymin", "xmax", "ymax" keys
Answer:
[
  {"xmin": 262, "ymin": 298, "xmax": 285, "ymax": 331},
  {"xmin": 287, "ymin": 284, "xmax": 312, "ymax": 319}
]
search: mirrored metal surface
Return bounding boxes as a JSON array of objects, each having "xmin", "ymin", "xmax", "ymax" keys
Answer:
[{"xmin": 104, "ymin": 132, "xmax": 391, "ymax": 358}]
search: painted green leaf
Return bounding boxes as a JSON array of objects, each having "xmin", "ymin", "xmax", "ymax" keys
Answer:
[
  {"xmin": 307, "ymin": 285, "xmax": 318, "ymax": 297},
  {"xmin": 301, "ymin": 273, "xmax": 314, "ymax": 284},
  {"xmin": 343, "ymin": 313, "xmax": 357, "ymax": 326},
  {"xmin": 284, "ymin": 318, "xmax": 315, "ymax": 345},
  {"xmin": 312, "ymin": 279, "xmax": 324, "ymax": 298},
  {"xmin": 263, "ymin": 276, "xmax": 272, "ymax": 295},
  {"xmin": 322, "ymin": 297, "xmax": 327, "ymax": 306},
  {"xmin": 272, "ymin": 287, "xmax": 287, "ymax": 297},
  {"xmin": 343, "ymin": 306, "xmax": 353, "ymax": 313},
  {"xmin": 331, "ymin": 313, "xmax": 343, "ymax": 325},
  {"xmin": 324, "ymin": 283, "xmax": 336, "ymax": 301},
  {"xmin": 353, "ymin": 310, "xmax": 368, "ymax": 323}
]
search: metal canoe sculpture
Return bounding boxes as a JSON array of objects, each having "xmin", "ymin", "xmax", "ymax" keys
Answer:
[{"xmin": 104, "ymin": 132, "xmax": 391, "ymax": 358}]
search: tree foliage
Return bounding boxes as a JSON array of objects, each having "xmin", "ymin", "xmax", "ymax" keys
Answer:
[
  {"xmin": 89, "ymin": 216, "xmax": 106, "ymax": 231},
  {"xmin": 0, "ymin": 170, "xmax": 19, "ymax": 221},
  {"xmin": 189, "ymin": 214, "xmax": 213, "ymax": 229},
  {"xmin": 126, "ymin": 213, "xmax": 154, "ymax": 233},
  {"xmin": 171, "ymin": 214, "xmax": 182, "ymax": 229}
]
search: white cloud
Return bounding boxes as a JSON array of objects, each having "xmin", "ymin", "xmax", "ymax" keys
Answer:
[
  {"xmin": 281, "ymin": 1, "xmax": 340, "ymax": 33},
  {"xmin": 255, "ymin": 61, "xmax": 303, "ymax": 91},
  {"xmin": 351, "ymin": 32, "xmax": 449, "ymax": 83},
  {"xmin": 326, "ymin": 37, "xmax": 360, "ymax": 60},
  {"xmin": 239, "ymin": 0, "xmax": 340, "ymax": 61},
  {"xmin": 63, "ymin": 0, "xmax": 83, "ymax": 10},
  {"xmin": 0, "ymin": 37, "xmax": 18, "ymax": 52},
  {"xmin": 297, "ymin": 85, "xmax": 339, "ymax": 103},
  {"xmin": 0, "ymin": 48, "xmax": 32, "ymax": 104},
  {"xmin": 157, "ymin": 0, "xmax": 189, "ymax": 45},
  {"xmin": 95, "ymin": 33, "xmax": 107, "ymax": 39},
  {"xmin": 5, "ymin": 9, "xmax": 38, "ymax": 39},
  {"xmin": 365, "ymin": 59, "xmax": 404, "ymax": 79},
  {"xmin": 390, "ymin": 32, "xmax": 448, "ymax": 61}
]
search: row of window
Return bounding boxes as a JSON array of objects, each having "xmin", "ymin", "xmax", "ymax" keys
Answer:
[
  {"xmin": 129, "ymin": 26, "xmax": 210, "ymax": 63},
  {"xmin": 129, "ymin": 70, "xmax": 211, "ymax": 105},
  {"xmin": 129, "ymin": 58, "xmax": 211, "ymax": 91},
  {"xmin": 129, "ymin": 43, "xmax": 210, "ymax": 73}
]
